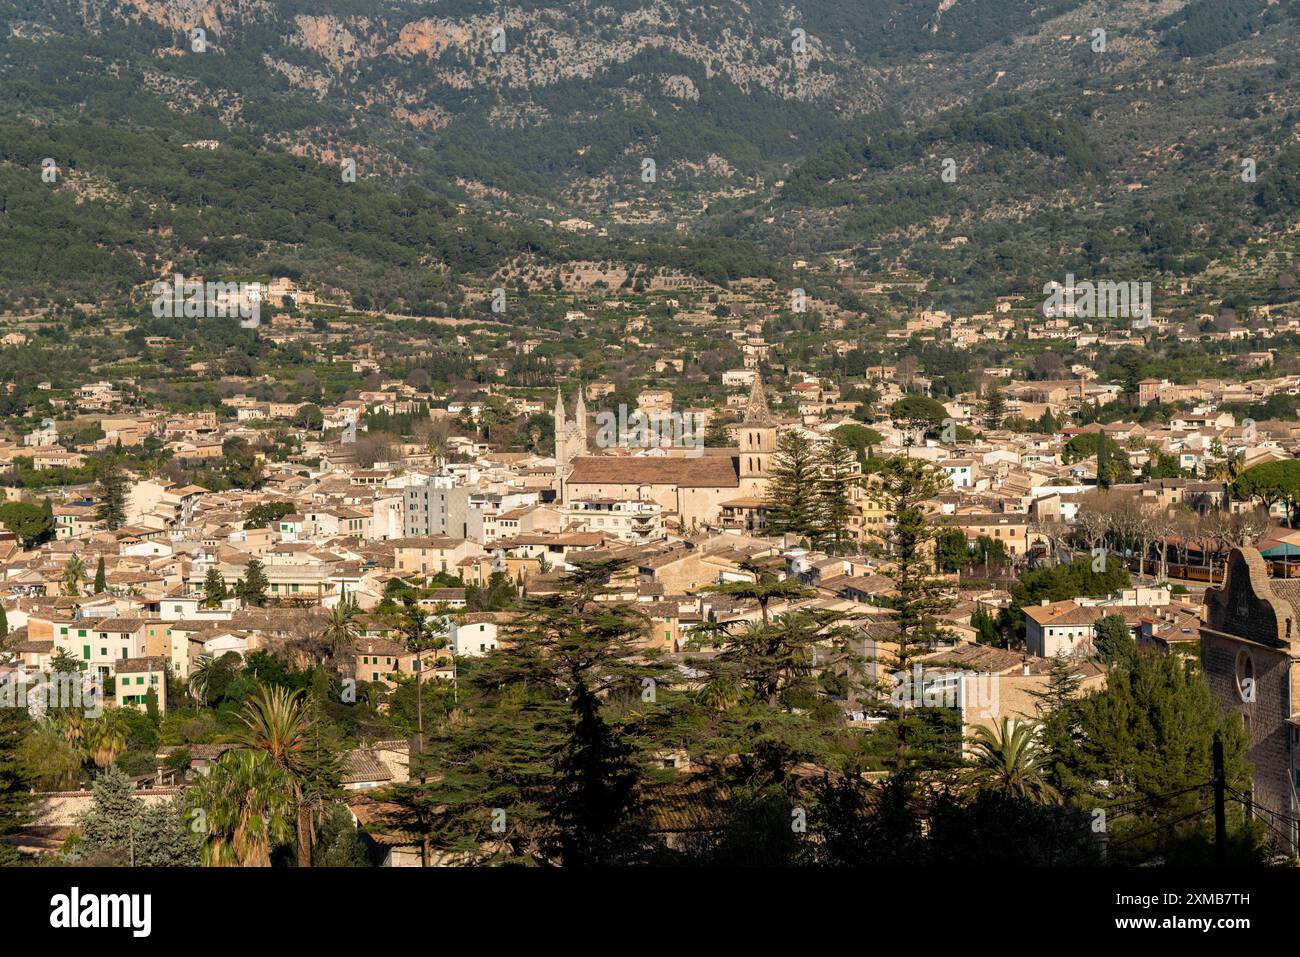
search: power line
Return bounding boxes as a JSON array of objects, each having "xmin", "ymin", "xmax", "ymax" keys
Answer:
[
  {"xmin": 1229, "ymin": 801, "xmax": 1292, "ymax": 850},
  {"xmin": 1224, "ymin": 784, "xmax": 1297, "ymax": 849},
  {"xmin": 1225, "ymin": 783, "xmax": 1293, "ymax": 822},
  {"xmin": 1061, "ymin": 795, "xmax": 1216, "ymax": 867},
  {"xmin": 1104, "ymin": 801, "xmax": 1215, "ymax": 853},
  {"xmin": 1241, "ymin": 811, "xmax": 1292, "ymax": 850},
  {"xmin": 1091, "ymin": 780, "xmax": 1213, "ymax": 819}
]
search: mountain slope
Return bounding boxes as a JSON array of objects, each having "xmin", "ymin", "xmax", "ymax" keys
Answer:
[{"xmin": 1, "ymin": 0, "xmax": 1298, "ymax": 309}]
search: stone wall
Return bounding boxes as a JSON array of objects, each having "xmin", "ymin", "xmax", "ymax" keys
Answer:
[{"xmin": 1201, "ymin": 548, "xmax": 1298, "ymax": 846}]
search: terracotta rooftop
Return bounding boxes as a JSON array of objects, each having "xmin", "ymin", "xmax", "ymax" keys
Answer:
[
  {"xmin": 567, "ymin": 455, "xmax": 739, "ymax": 488},
  {"xmin": 116, "ymin": 655, "xmax": 167, "ymax": 672}
]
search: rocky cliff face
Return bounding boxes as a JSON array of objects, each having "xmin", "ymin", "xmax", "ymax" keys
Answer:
[{"xmin": 113, "ymin": 0, "xmax": 872, "ymax": 103}]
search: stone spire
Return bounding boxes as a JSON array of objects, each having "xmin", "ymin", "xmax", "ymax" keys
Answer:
[
  {"xmin": 743, "ymin": 374, "xmax": 775, "ymax": 425},
  {"xmin": 554, "ymin": 388, "xmax": 566, "ymax": 430},
  {"xmin": 573, "ymin": 383, "xmax": 587, "ymax": 431}
]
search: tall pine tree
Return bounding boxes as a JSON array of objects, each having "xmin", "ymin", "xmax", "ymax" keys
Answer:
[
  {"xmin": 392, "ymin": 558, "xmax": 672, "ymax": 865},
  {"xmin": 94, "ymin": 460, "xmax": 128, "ymax": 531},
  {"xmin": 1028, "ymin": 656, "xmax": 1084, "ymax": 797},
  {"xmin": 0, "ymin": 709, "xmax": 33, "ymax": 863},
  {"xmin": 816, "ymin": 441, "xmax": 859, "ymax": 552},
  {"xmin": 980, "ymin": 385, "xmax": 1006, "ymax": 430},
  {"xmin": 867, "ymin": 456, "xmax": 957, "ymax": 772},
  {"xmin": 764, "ymin": 430, "xmax": 821, "ymax": 539}
]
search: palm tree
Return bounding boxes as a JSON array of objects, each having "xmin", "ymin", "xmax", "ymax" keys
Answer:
[
  {"xmin": 189, "ymin": 749, "xmax": 294, "ymax": 867},
  {"xmin": 56, "ymin": 710, "xmax": 85, "ymax": 750},
  {"xmin": 697, "ymin": 675, "xmax": 742, "ymax": 713},
  {"xmin": 85, "ymin": 708, "xmax": 132, "ymax": 769},
  {"xmin": 63, "ymin": 555, "xmax": 87, "ymax": 597},
  {"xmin": 1210, "ymin": 450, "xmax": 1246, "ymax": 483},
  {"xmin": 187, "ymin": 656, "xmax": 214, "ymax": 706},
  {"xmin": 965, "ymin": 717, "xmax": 1060, "ymax": 804},
  {"xmin": 320, "ymin": 598, "xmax": 362, "ymax": 662},
  {"xmin": 237, "ymin": 685, "xmax": 320, "ymax": 867}
]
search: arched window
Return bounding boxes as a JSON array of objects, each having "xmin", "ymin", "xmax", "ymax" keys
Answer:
[{"xmin": 1235, "ymin": 649, "xmax": 1255, "ymax": 704}]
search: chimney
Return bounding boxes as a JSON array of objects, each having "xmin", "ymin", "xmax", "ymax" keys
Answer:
[{"xmin": 1040, "ymin": 598, "xmax": 1050, "ymax": 606}]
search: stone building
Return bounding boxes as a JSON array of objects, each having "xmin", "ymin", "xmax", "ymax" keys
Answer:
[
  {"xmin": 1200, "ymin": 547, "xmax": 1300, "ymax": 850},
  {"xmin": 559, "ymin": 376, "xmax": 779, "ymax": 531}
]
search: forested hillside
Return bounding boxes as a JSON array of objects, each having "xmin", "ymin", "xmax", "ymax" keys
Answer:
[{"xmin": 1, "ymin": 0, "xmax": 1298, "ymax": 307}]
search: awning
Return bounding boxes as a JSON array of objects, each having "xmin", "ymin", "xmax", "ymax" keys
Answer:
[{"xmin": 1260, "ymin": 543, "xmax": 1300, "ymax": 558}]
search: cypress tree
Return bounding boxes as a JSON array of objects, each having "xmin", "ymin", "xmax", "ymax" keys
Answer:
[
  {"xmin": 545, "ymin": 685, "xmax": 648, "ymax": 865},
  {"xmin": 203, "ymin": 568, "xmax": 228, "ymax": 608},
  {"xmin": 704, "ymin": 416, "xmax": 733, "ymax": 448},
  {"xmin": 238, "ymin": 559, "xmax": 269, "ymax": 607},
  {"xmin": 1093, "ymin": 613, "xmax": 1137, "ymax": 666}
]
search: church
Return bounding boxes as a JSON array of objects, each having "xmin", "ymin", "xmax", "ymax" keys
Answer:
[
  {"xmin": 552, "ymin": 386, "xmax": 591, "ymax": 474},
  {"xmin": 554, "ymin": 377, "xmax": 781, "ymax": 531}
]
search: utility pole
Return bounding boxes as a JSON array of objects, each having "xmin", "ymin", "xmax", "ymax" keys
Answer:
[{"xmin": 1212, "ymin": 732, "xmax": 1227, "ymax": 866}]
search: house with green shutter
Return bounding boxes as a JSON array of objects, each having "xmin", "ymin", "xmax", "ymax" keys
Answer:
[{"xmin": 113, "ymin": 656, "xmax": 168, "ymax": 715}]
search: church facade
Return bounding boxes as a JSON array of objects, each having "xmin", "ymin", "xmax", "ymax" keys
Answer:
[
  {"xmin": 555, "ymin": 377, "xmax": 780, "ymax": 531},
  {"xmin": 553, "ymin": 387, "xmax": 591, "ymax": 473}
]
